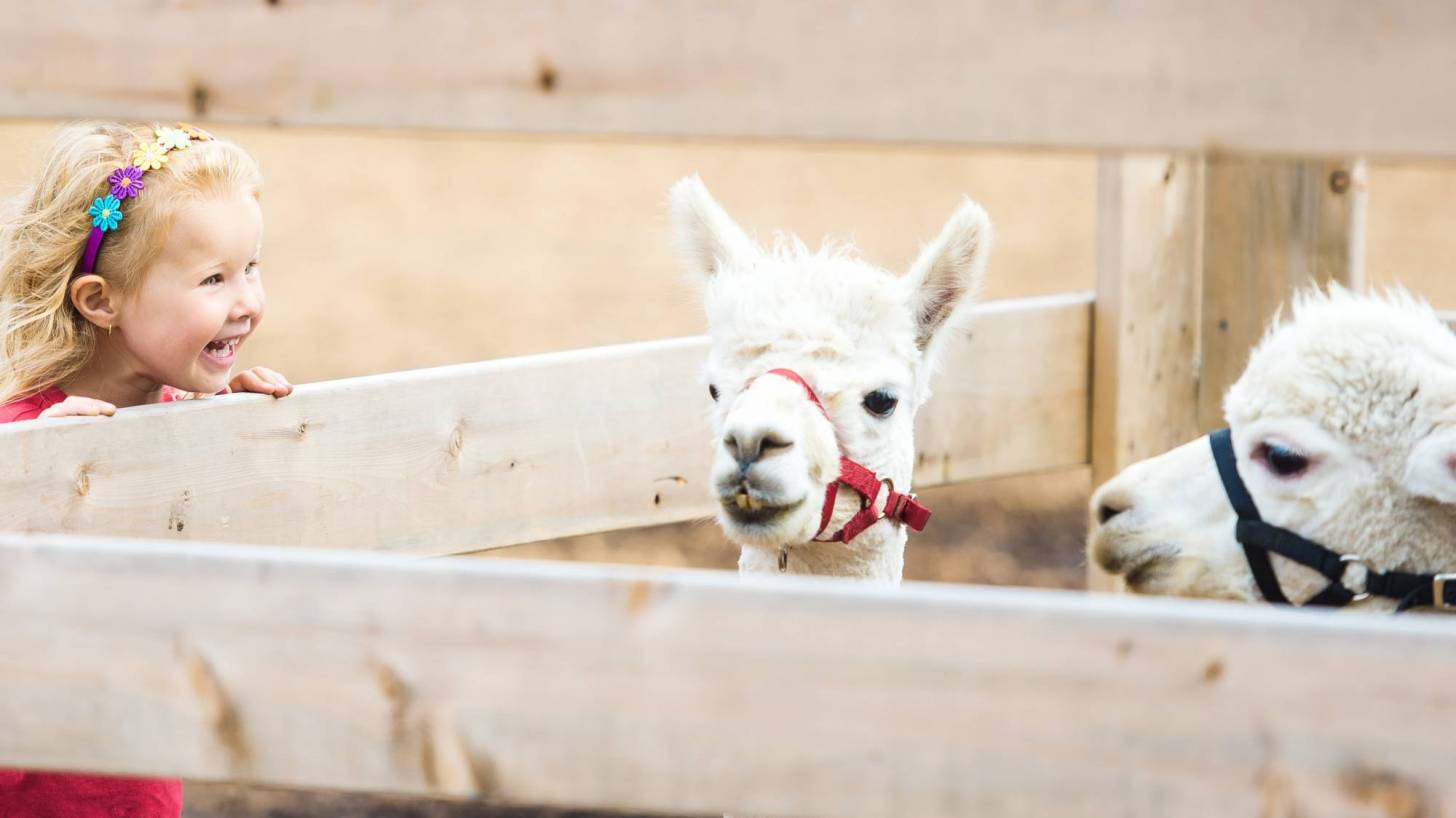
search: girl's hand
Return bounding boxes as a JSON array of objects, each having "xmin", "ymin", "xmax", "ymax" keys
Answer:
[
  {"xmin": 39, "ymin": 396, "xmax": 117, "ymax": 419},
  {"xmin": 226, "ymin": 366, "xmax": 293, "ymax": 398}
]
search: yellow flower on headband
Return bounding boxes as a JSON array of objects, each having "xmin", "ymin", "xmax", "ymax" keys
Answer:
[
  {"xmin": 131, "ymin": 142, "xmax": 168, "ymax": 171},
  {"xmin": 154, "ymin": 126, "xmax": 191, "ymax": 151}
]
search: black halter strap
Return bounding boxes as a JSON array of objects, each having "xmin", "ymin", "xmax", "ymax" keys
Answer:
[{"xmin": 1209, "ymin": 428, "xmax": 1456, "ymax": 612}]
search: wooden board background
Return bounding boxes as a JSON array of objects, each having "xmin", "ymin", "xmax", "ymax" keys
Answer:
[
  {"xmin": 6, "ymin": 2, "xmax": 1456, "ymax": 157},
  {"xmin": 1, "ymin": 121, "xmax": 1449, "ymax": 387}
]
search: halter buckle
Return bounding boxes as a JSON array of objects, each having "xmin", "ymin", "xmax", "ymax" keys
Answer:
[
  {"xmin": 1338, "ymin": 554, "xmax": 1372, "ymax": 603},
  {"xmin": 1434, "ymin": 574, "xmax": 1456, "ymax": 610}
]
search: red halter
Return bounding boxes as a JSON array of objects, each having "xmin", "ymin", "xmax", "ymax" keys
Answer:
[{"xmin": 761, "ymin": 368, "xmax": 933, "ymax": 543}]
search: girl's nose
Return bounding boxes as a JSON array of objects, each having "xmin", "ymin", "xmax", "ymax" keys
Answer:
[{"xmin": 230, "ymin": 280, "xmax": 264, "ymax": 321}]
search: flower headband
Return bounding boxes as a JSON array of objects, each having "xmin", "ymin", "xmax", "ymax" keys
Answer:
[{"xmin": 76, "ymin": 122, "xmax": 214, "ymax": 275}]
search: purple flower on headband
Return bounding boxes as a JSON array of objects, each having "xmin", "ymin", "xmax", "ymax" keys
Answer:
[
  {"xmin": 108, "ymin": 166, "xmax": 145, "ymax": 200},
  {"xmin": 88, "ymin": 196, "xmax": 123, "ymax": 232}
]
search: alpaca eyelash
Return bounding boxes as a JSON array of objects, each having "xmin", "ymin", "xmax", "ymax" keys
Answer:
[{"xmin": 1254, "ymin": 441, "xmax": 1311, "ymax": 478}]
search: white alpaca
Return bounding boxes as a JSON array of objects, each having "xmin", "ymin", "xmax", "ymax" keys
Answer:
[
  {"xmin": 669, "ymin": 177, "xmax": 991, "ymax": 584},
  {"xmin": 1089, "ymin": 287, "xmax": 1456, "ymax": 610}
]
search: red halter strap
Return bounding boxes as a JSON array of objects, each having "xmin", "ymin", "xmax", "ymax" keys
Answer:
[{"xmin": 762, "ymin": 368, "xmax": 932, "ymax": 543}]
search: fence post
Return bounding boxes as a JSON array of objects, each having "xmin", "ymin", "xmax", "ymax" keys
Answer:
[
  {"xmin": 1195, "ymin": 156, "xmax": 1366, "ymax": 430},
  {"xmin": 1090, "ymin": 154, "xmax": 1365, "ymax": 589}
]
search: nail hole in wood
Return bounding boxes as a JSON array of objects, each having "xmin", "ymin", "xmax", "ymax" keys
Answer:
[
  {"xmin": 190, "ymin": 84, "xmax": 210, "ymax": 117},
  {"xmin": 536, "ymin": 59, "xmax": 558, "ymax": 93},
  {"xmin": 1202, "ymin": 658, "xmax": 1224, "ymax": 683}
]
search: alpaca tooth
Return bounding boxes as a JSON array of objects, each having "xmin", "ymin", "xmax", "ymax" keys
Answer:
[{"xmin": 735, "ymin": 492, "xmax": 750, "ymax": 509}]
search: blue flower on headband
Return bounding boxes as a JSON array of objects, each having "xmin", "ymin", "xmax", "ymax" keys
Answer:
[{"xmin": 88, "ymin": 196, "xmax": 123, "ymax": 232}]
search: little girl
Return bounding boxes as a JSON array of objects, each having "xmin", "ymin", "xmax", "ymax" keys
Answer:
[{"xmin": 0, "ymin": 122, "xmax": 293, "ymax": 815}]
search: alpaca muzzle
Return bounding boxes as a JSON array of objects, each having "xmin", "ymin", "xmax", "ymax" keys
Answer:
[{"xmin": 758, "ymin": 369, "xmax": 932, "ymax": 544}]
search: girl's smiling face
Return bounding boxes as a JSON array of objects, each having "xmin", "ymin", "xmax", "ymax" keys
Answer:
[{"xmin": 116, "ymin": 192, "xmax": 266, "ymax": 395}]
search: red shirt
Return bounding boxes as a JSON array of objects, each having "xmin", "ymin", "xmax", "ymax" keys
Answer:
[{"xmin": 0, "ymin": 386, "xmax": 184, "ymax": 817}]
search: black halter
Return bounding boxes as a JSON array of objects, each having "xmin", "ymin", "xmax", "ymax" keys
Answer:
[{"xmin": 1210, "ymin": 428, "xmax": 1456, "ymax": 612}]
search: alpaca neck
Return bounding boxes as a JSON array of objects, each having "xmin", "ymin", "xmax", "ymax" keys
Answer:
[{"xmin": 737, "ymin": 522, "xmax": 906, "ymax": 584}]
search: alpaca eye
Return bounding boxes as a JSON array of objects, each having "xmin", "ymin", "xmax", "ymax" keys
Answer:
[
  {"xmin": 1256, "ymin": 442, "xmax": 1309, "ymax": 478},
  {"xmin": 862, "ymin": 389, "xmax": 898, "ymax": 418},
  {"xmin": 708, "ymin": 384, "xmax": 720, "ymax": 402}
]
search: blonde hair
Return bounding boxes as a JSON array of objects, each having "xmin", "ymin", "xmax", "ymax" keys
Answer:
[{"xmin": 0, "ymin": 122, "xmax": 262, "ymax": 403}]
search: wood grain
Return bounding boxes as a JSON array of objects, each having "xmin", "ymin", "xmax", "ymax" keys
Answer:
[
  {"xmin": 4, "ymin": 2, "xmax": 1456, "ymax": 156},
  {"xmin": 0, "ymin": 295, "xmax": 1090, "ymax": 554},
  {"xmin": 2, "ymin": 533, "xmax": 1454, "ymax": 818},
  {"xmin": 1196, "ymin": 157, "xmax": 1365, "ymax": 431}
]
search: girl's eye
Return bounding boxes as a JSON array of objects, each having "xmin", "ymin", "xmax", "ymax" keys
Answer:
[
  {"xmin": 862, "ymin": 389, "xmax": 898, "ymax": 418},
  {"xmin": 201, "ymin": 273, "xmax": 223, "ymax": 286},
  {"xmin": 1256, "ymin": 442, "xmax": 1310, "ymax": 478},
  {"xmin": 245, "ymin": 262, "xmax": 260, "ymax": 275},
  {"xmin": 708, "ymin": 384, "xmax": 720, "ymax": 402}
]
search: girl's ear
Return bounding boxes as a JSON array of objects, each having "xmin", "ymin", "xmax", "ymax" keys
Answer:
[{"xmin": 69, "ymin": 275, "xmax": 120, "ymax": 331}]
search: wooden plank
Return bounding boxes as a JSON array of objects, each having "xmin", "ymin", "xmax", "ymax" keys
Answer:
[
  {"xmin": 0, "ymin": 295, "xmax": 1090, "ymax": 554},
  {"xmin": 1090, "ymin": 156, "xmax": 1204, "ymax": 494},
  {"xmin": 913, "ymin": 292, "xmax": 1089, "ymax": 487},
  {"xmin": 4, "ymin": 2, "xmax": 1456, "ymax": 157},
  {"xmin": 4, "ymin": 533, "xmax": 1456, "ymax": 818},
  {"xmin": 1196, "ymin": 158, "xmax": 1366, "ymax": 431}
]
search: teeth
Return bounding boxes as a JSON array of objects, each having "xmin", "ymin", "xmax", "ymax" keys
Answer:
[{"xmin": 733, "ymin": 491, "xmax": 764, "ymax": 511}]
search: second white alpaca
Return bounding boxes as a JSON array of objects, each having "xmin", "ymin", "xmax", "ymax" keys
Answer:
[{"xmin": 1089, "ymin": 287, "xmax": 1456, "ymax": 608}]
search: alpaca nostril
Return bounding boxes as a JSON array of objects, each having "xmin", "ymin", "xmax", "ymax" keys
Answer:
[
  {"xmin": 723, "ymin": 428, "xmax": 794, "ymax": 470},
  {"xmin": 1098, "ymin": 501, "xmax": 1128, "ymax": 525},
  {"xmin": 759, "ymin": 434, "xmax": 793, "ymax": 456}
]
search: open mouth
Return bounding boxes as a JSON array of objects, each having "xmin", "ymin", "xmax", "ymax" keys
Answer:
[
  {"xmin": 201, "ymin": 336, "xmax": 241, "ymax": 368},
  {"xmin": 719, "ymin": 488, "xmax": 803, "ymax": 526}
]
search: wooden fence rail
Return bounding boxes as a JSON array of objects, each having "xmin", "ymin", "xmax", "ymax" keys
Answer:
[
  {"xmin": 2, "ymin": 532, "xmax": 1454, "ymax": 818},
  {"xmin": 0, "ymin": 294, "xmax": 1090, "ymax": 554},
  {"xmin": 6, "ymin": 2, "xmax": 1456, "ymax": 157}
]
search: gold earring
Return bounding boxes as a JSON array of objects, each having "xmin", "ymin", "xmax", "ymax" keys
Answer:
[{"xmin": 106, "ymin": 323, "xmax": 112, "ymax": 336}]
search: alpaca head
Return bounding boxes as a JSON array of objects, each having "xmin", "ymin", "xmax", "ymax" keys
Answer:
[
  {"xmin": 669, "ymin": 177, "xmax": 991, "ymax": 576},
  {"xmin": 1089, "ymin": 288, "xmax": 1456, "ymax": 607}
]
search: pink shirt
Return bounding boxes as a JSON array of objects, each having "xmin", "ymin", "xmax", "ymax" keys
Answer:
[
  {"xmin": 0, "ymin": 386, "xmax": 185, "ymax": 423},
  {"xmin": 0, "ymin": 385, "xmax": 184, "ymax": 817}
]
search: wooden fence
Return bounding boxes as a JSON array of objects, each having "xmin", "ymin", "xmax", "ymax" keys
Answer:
[{"xmin": 2, "ymin": 3, "xmax": 1455, "ymax": 817}]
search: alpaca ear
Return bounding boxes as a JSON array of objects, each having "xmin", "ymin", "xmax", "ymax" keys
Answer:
[
  {"xmin": 1403, "ymin": 428, "xmax": 1456, "ymax": 504},
  {"xmin": 903, "ymin": 198, "xmax": 992, "ymax": 352},
  {"xmin": 668, "ymin": 175, "xmax": 759, "ymax": 280}
]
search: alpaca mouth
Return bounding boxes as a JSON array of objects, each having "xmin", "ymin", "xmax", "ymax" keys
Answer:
[
  {"xmin": 1096, "ymin": 539, "xmax": 1177, "ymax": 589},
  {"xmin": 719, "ymin": 488, "xmax": 803, "ymax": 527}
]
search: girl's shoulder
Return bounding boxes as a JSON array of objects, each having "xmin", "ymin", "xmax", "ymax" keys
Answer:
[{"xmin": 0, "ymin": 387, "xmax": 67, "ymax": 423}]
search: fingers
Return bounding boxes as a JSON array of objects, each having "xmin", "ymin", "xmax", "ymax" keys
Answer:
[
  {"xmin": 229, "ymin": 367, "xmax": 293, "ymax": 398},
  {"xmin": 255, "ymin": 367, "xmax": 293, "ymax": 397}
]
